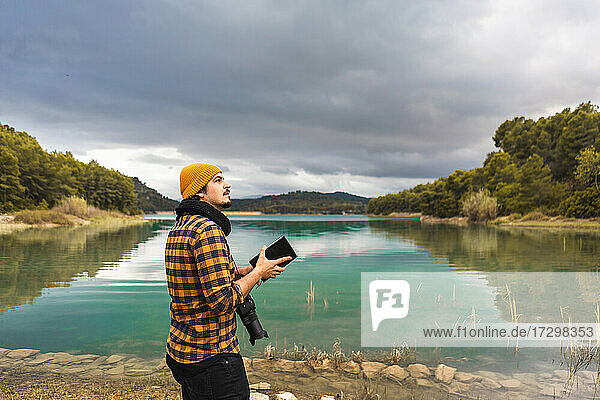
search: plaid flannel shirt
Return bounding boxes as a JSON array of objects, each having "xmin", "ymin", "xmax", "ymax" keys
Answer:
[{"xmin": 165, "ymin": 214, "xmax": 244, "ymax": 363}]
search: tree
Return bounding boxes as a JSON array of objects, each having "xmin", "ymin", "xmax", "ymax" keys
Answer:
[{"xmin": 574, "ymin": 146, "xmax": 600, "ymax": 190}]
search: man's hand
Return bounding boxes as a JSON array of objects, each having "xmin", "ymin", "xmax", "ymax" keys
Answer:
[
  {"xmin": 254, "ymin": 246, "xmax": 291, "ymax": 280},
  {"xmin": 234, "ymin": 246, "xmax": 291, "ymax": 298}
]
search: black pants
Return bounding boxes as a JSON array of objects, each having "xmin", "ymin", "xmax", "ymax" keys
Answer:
[{"xmin": 166, "ymin": 353, "xmax": 250, "ymax": 400}]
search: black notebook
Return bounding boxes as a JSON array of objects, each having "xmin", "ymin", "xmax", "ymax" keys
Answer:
[{"xmin": 249, "ymin": 236, "xmax": 298, "ymax": 270}]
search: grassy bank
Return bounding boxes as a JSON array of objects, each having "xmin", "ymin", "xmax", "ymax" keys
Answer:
[
  {"xmin": 418, "ymin": 212, "xmax": 600, "ymax": 230},
  {"xmin": 0, "ymin": 197, "xmax": 148, "ymax": 235}
]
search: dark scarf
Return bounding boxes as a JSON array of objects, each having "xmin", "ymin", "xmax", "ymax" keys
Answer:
[{"xmin": 175, "ymin": 196, "xmax": 231, "ymax": 236}]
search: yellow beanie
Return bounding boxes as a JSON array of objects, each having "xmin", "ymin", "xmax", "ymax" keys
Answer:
[{"xmin": 180, "ymin": 163, "xmax": 222, "ymax": 198}]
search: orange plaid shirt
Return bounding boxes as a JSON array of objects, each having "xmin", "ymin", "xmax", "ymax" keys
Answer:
[{"xmin": 165, "ymin": 214, "xmax": 244, "ymax": 363}]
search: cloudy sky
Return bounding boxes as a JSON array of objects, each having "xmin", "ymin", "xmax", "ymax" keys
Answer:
[{"xmin": 2, "ymin": 1, "xmax": 600, "ymax": 199}]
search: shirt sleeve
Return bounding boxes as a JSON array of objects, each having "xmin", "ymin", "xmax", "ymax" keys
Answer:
[{"xmin": 192, "ymin": 224, "xmax": 244, "ymax": 314}]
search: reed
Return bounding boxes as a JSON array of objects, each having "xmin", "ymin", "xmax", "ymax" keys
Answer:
[{"xmin": 305, "ymin": 280, "xmax": 316, "ymax": 306}]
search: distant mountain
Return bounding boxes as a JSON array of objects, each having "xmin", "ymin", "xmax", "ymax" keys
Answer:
[
  {"xmin": 132, "ymin": 177, "xmax": 179, "ymax": 212},
  {"xmin": 229, "ymin": 190, "xmax": 370, "ymax": 214}
]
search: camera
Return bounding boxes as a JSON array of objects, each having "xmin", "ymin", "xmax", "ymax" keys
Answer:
[{"xmin": 236, "ymin": 294, "xmax": 268, "ymax": 345}]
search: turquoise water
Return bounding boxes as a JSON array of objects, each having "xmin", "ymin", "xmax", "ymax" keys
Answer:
[{"xmin": 0, "ymin": 216, "xmax": 599, "ymax": 373}]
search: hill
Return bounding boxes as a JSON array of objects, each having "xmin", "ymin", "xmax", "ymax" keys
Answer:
[
  {"xmin": 132, "ymin": 178, "xmax": 178, "ymax": 212},
  {"xmin": 229, "ymin": 190, "xmax": 370, "ymax": 214}
]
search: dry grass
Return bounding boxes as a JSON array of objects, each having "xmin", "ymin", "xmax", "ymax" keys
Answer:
[{"xmin": 13, "ymin": 210, "xmax": 74, "ymax": 225}]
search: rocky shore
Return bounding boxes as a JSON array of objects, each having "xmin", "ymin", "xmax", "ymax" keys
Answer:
[{"xmin": 0, "ymin": 347, "xmax": 598, "ymax": 399}]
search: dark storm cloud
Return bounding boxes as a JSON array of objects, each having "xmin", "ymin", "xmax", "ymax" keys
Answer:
[{"xmin": 2, "ymin": 0, "xmax": 600, "ymax": 193}]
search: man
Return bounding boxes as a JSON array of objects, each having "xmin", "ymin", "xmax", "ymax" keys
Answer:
[{"xmin": 165, "ymin": 162, "xmax": 290, "ymax": 400}]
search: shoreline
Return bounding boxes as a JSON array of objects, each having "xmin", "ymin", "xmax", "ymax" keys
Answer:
[
  {"xmin": 0, "ymin": 347, "xmax": 597, "ymax": 399},
  {"xmin": 0, "ymin": 213, "xmax": 150, "ymax": 235}
]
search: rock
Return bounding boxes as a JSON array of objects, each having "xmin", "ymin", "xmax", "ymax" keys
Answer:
[
  {"xmin": 448, "ymin": 381, "xmax": 469, "ymax": 394},
  {"xmin": 89, "ymin": 356, "xmax": 108, "ymax": 368},
  {"xmin": 499, "ymin": 379, "xmax": 522, "ymax": 389},
  {"xmin": 6, "ymin": 349, "xmax": 39, "ymax": 360},
  {"xmin": 106, "ymin": 364, "xmax": 125, "ymax": 375},
  {"xmin": 50, "ymin": 352, "xmax": 76, "ymax": 364},
  {"xmin": 339, "ymin": 361, "xmax": 360, "ymax": 374},
  {"xmin": 580, "ymin": 370, "xmax": 598, "ymax": 382},
  {"xmin": 250, "ymin": 393, "xmax": 269, "ymax": 400},
  {"xmin": 539, "ymin": 372, "xmax": 553, "ymax": 380},
  {"xmin": 361, "ymin": 361, "xmax": 386, "ymax": 379},
  {"xmin": 553, "ymin": 369, "xmax": 569, "ymax": 380},
  {"xmin": 276, "ymin": 393, "xmax": 297, "ymax": 400},
  {"xmin": 407, "ymin": 363, "xmax": 430, "ymax": 378},
  {"xmin": 481, "ymin": 377, "xmax": 501, "ymax": 390},
  {"xmin": 154, "ymin": 357, "xmax": 167, "ymax": 371},
  {"xmin": 274, "ymin": 359, "xmax": 297, "ymax": 373},
  {"xmin": 28, "ymin": 354, "xmax": 55, "ymax": 365},
  {"xmin": 250, "ymin": 382, "xmax": 271, "ymax": 390},
  {"xmin": 105, "ymin": 355, "xmax": 125, "ymax": 364},
  {"xmin": 125, "ymin": 369, "xmax": 153, "ymax": 376},
  {"xmin": 243, "ymin": 357, "xmax": 252, "ymax": 370},
  {"xmin": 313, "ymin": 359, "xmax": 334, "ymax": 371},
  {"xmin": 415, "ymin": 378, "xmax": 433, "ymax": 387},
  {"xmin": 540, "ymin": 384, "xmax": 566, "ymax": 397},
  {"xmin": 382, "ymin": 365, "xmax": 409, "ymax": 382},
  {"xmin": 0, "ymin": 348, "xmax": 10, "ymax": 357},
  {"xmin": 454, "ymin": 372, "xmax": 478, "ymax": 383},
  {"xmin": 320, "ymin": 396, "xmax": 335, "ymax": 400},
  {"xmin": 252, "ymin": 358, "xmax": 271, "ymax": 370},
  {"xmin": 435, "ymin": 364, "xmax": 456, "ymax": 384}
]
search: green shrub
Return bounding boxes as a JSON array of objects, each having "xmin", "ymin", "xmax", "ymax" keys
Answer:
[
  {"xmin": 14, "ymin": 210, "xmax": 74, "ymax": 225},
  {"xmin": 462, "ymin": 189, "xmax": 498, "ymax": 223},
  {"xmin": 521, "ymin": 211, "xmax": 548, "ymax": 221},
  {"xmin": 560, "ymin": 188, "xmax": 600, "ymax": 218}
]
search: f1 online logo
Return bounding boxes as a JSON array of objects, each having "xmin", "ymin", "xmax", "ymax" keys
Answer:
[{"xmin": 369, "ymin": 280, "xmax": 410, "ymax": 331}]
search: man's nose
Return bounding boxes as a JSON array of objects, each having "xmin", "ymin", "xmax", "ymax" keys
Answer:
[{"xmin": 224, "ymin": 181, "xmax": 231, "ymax": 189}]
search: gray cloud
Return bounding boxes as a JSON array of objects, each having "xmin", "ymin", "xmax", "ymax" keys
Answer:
[{"xmin": 2, "ymin": 0, "xmax": 600, "ymax": 196}]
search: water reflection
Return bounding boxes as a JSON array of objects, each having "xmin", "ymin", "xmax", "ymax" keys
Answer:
[{"xmin": 0, "ymin": 221, "xmax": 160, "ymax": 313}]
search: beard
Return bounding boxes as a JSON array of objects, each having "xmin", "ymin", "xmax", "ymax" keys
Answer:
[{"xmin": 221, "ymin": 198, "xmax": 232, "ymax": 209}]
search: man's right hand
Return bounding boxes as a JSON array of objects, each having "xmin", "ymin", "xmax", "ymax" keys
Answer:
[{"xmin": 255, "ymin": 245, "xmax": 291, "ymax": 280}]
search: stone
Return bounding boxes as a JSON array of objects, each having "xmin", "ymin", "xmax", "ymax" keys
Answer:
[
  {"xmin": 6, "ymin": 349, "xmax": 39, "ymax": 360},
  {"xmin": 499, "ymin": 379, "xmax": 522, "ymax": 389},
  {"xmin": 154, "ymin": 357, "xmax": 167, "ymax": 371},
  {"xmin": 252, "ymin": 358, "xmax": 271, "ymax": 370},
  {"xmin": 274, "ymin": 359, "xmax": 297, "ymax": 373},
  {"xmin": 51, "ymin": 352, "xmax": 76, "ymax": 364},
  {"xmin": 540, "ymin": 384, "xmax": 566, "ymax": 397},
  {"xmin": 28, "ymin": 354, "xmax": 55, "ymax": 365},
  {"xmin": 580, "ymin": 370, "xmax": 598, "ymax": 382},
  {"xmin": 454, "ymin": 372, "xmax": 478, "ymax": 383},
  {"xmin": 553, "ymin": 369, "xmax": 569, "ymax": 380},
  {"xmin": 0, "ymin": 348, "xmax": 10, "ymax": 357},
  {"xmin": 64, "ymin": 366, "xmax": 88, "ymax": 374},
  {"xmin": 415, "ymin": 378, "xmax": 433, "ymax": 387},
  {"xmin": 407, "ymin": 363, "xmax": 430, "ymax": 378},
  {"xmin": 320, "ymin": 396, "xmax": 335, "ymax": 400},
  {"xmin": 481, "ymin": 377, "xmax": 501, "ymax": 390},
  {"xmin": 382, "ymin": 365, "xmax": 409, "ymax": 382},
  {"xmin": 448, "ymin": 381, "xmax": 469, "ymax": 394},
  {"xmin": 435, "ymin": 364, "xmax": 456, "ymax": 384},
  {"xmin": 250, "ymin": 382, "xmax": 271, "ymax": 390},
  {"xmin": 89, "ymin": 356, "xmax": 108, "ymax": 368},
  {"xmin": 105, "ymin": 355, "xmax": 125, "ymax": 364},
  {"xmin": 243, "ymin": 357, "xmax": 252, "ymax": 370},
  {"xmin": 276, "ymin": 393, "xmax": 297, "ymax": 400},
  {"xmin": 340, "ymin": 361, "xmax": 360, "ymax": 374},
  {"xmin": 250, "ymin": 393, "xmax": 269, "ymax": 400},
  {"xmin": 106, "ymin": 364, "xmax": 125, "ymax": 375},
  {"xmin": 539, "ymin": 372, "xmax": 553, "ymax": 380},
  {"xmin": 313, "ymin": 359, "xmax": 334, "ymax": 371},
  {"xmin": 361, "ymin": 361, "xmax": 386, "ymax": 379}
]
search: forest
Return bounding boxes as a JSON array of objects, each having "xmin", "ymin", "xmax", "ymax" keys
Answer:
[
  {"xmin": 368, "ymin": 102, "xmax": 600, "ymax": 218},
  {"xmin": 229, "ymin": 191, "xmax": 370, "ymax": 214},
  {"xmin": 0, "ymin": 124, "xmax": 175, "ymax": 214}
]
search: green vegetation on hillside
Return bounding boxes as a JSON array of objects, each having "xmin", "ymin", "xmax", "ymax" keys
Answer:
[
  {"xmin": 368, "ymin": 102, "xmax": 600, "ymax": 219},
  {"xmin": 132, "ymin": 177, "xmax": 178, "ymax": 212},
  {"xmin": 229, "ymin": 191, "xmax": 369, "ymax": 214},
  {"xmin": 0, "ymin": 124, "xmax": 177, "ymax": 214}
]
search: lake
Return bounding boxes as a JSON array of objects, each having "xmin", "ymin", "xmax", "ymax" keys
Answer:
[{"xmin": 1, "ymin": 215, "xmax": 599, "ymax": 375}]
